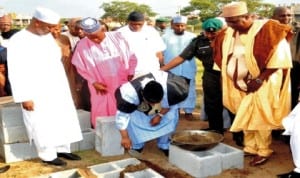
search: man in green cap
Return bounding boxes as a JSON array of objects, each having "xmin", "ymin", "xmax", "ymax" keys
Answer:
[
  {"xmin": 161, "ymin": 18, "xmax": 229, "ymax": 135},
  {"xmin": 155, "ymin": 17, "xmax": 169, "ymax": 35}
]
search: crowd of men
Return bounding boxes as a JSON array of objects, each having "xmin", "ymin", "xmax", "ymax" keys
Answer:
[{"xmin": 0, "ymin": 2, "xmax": 299, "ymax": 177}]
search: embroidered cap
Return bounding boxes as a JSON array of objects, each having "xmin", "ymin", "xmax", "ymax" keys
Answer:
[
  {"xmin": 172, "ymin": 16, "xmax": 188, "ymax": 24},
  {"xmin": 80, "ymin": 17, "xmax": 101, "ymax": 34},
  {"xmin": 33, "ymin": 7, "xmax": 60, "ymax": 25},
  {"xmin": 221, "ymin": 1, "xmax": 248, "ymax": 17},
  {"xmin": 202, "ymin": 18, "xmax": 223, "ymax": 32}
]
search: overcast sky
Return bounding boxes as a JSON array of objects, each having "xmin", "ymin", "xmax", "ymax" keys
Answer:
[{"xmin": 0, "ymin": 0, "xmax": 298, "ymax": 18}]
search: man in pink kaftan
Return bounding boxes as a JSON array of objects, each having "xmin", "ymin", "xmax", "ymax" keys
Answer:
[{"xmin": 72, "ymin": 17, "xmax": 137, "ymax": 127}]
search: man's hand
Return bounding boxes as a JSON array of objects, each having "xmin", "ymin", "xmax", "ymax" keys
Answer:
[
  {"xmin": 121, "ymin": 137, "xmax": 132, "ymax": 150},
  {"xmin": 120, "ymin": 130, "xmax": 131, "ymax": 149},
  {"xmin": 150, "ymin": 115, "xmax": 162, "ymax": 126},
  {"xmin": 246, "ymin": 78, "xmax": 263, "ymax": 93},
  {"xmin": 93, "ymin": 82, "xmax": 107, "ymax": 95},
  {"xmin": 22, "ymin": 101, "xmax": 34, "ymax": 111},
  {"xmin": 127, "ymin": 75, "xmax": 134, "ymax": 81}
]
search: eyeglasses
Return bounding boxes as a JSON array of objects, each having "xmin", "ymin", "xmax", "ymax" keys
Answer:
[{"xmin": 279, "ymin": 14, "xmax": 292, "ymax": 17}]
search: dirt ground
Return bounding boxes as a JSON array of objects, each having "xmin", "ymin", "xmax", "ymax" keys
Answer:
[{"xmin": 0, "ymin": 112, "xmax": 294, "ymax": 178}]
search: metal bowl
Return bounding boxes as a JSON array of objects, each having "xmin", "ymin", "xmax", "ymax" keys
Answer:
[{"xmin": 170, "ymin": 130, "xmax": 224, "ymax": 151}]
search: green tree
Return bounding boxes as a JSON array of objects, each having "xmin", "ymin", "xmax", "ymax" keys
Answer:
[
  {"xmin": 180, "ymin": 0, "xmax": 275, "ymax": 21},
  {"xmin": 101, "ymin": 1, "xmax": 157, "ymax": 25}
]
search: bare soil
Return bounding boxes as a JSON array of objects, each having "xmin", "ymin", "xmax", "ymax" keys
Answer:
[{"xmin": 0, "ymin": 113, "xmax": 294, "ymax": 178}]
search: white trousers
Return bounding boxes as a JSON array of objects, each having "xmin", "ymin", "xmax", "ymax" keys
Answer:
[
  {"xmin": 36, "ymin": 144, "xmax": 71, "ymax": 161},
  {"xmin": 282, "ymin": 103, "xmax": 300, "ymax": 172}
]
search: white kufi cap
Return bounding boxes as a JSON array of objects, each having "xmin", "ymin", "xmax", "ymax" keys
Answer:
[
  {"xmin": 172, "ymin": 16, "xmax": 188, "ymax": 24},
  {"xmin": 33, "ymin": 7, "xmax": 60, "ymax": 25}
]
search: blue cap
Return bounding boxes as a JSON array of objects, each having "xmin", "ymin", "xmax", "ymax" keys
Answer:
[{"xmin": 80, "ymin": 17, "xmax": 101, "ymax": 34}]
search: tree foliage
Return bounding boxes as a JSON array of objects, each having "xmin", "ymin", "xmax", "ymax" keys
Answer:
[
  {"xmin": 101, "ymin": 1, "xmax": 157, "ymax": 25},
  {"xmin": 180, "ymin": 0, "xmax": 275, "ymax": 21}
]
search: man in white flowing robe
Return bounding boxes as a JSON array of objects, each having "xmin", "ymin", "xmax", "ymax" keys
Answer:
[
  {"xmin": 7, "ymin": 7, "xmax": 82, "ymax": 166},
  {"xmin": 118, "ymin": 11, "xmax": 166, "ymax": 76},
  {"xmin": 278, "ymin": 104, "xmax": 300, "ymax": 177}
]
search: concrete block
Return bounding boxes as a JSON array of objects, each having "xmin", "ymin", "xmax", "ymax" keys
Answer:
[
  {"xmin": 0, "ymin": 103, "xmax": 23, "ymax": 127},
  {"xmin": 0, "ymin": 125, "xmax": 28, "ymax": 144},
  {"xmin": 124, "ymin": 168, "xmax": 165, "ymax": 178},
  {"xmin": 169, "ymin": 144, "xmax": 222, "ymax": 178},
  {"xmin": 112, "ymin": 157, "xmax": 141, "ymax": 168},
  {"xmin": 35, "ymin": 169, "xmax": 83, "ymax": 178},
  {"xmin": 209, "ymin": 143, "xmax": 244, "ymax": 170},
  {"xmin": 89, "ymin": 161, "xmax": 121, "ymax": 178},
  {"xmin": 0, "ymin": 142, "xmax": 38, "ymax": 163},
  {"xmin": 89, "ymin": 158, "xmax": 141, "ymax": 178},
  {"xmin": 71, "ymin": 129, "xmax": 95, "ymax": 152},
  {"xmin": 95, "ymin": 116, "xmax": 124, "ymax": 156},
  {"xmin": 77, "ymin": 109, "xmax": 91, "ymax": 131}
]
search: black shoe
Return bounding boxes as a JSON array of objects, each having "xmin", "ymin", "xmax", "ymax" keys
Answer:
[
  {"xmin": 272, "ymin": 130, "xmax": 284, "ymax": 140},
  {"xmin": 283, "ymin": 135, "xmax": 291, "ymax": 145},
  {"xmin": 0, "ymin": 165, "xmax": 10, "ymax": 173},
  {"xmin": 57, "ymin": 152, "xmax": 81, "ymax": 160},
  {"xmin": 43, "ymin": 158, "xmax": 67, "ymax": 166},
  {"xmin": 277, "ymin": 171, "xmax": 300, "ymax": 178},
  {"xmin": 159, "ymin": 148, "xmax": 169, "ymax": 157},
  {"xmin": 233, "ymin": 132, "xmax": 244, "ymax": 147}
]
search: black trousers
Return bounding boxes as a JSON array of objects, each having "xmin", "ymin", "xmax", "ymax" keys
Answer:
[
  {"xmin": 227, "ymin": 110, "xmax": 244, "ymax": 145},
  {"xmin": 202, "ymin": 70, "xmax": 224, "ymax": 133},
  {"xmin": 291, "ymin": 61, "xmax": 300, "ymax": 109}
]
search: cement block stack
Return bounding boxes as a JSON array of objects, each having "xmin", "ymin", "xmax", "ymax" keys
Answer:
[
  {"xmin": 0, "ymin": 102, "xmax": 38, "ymax": 163},
  {"xmin": 95, "ymin": 116, "xmax": 124, "ymax": 156},
  {"xmin": 169, "ymin": 143, "xmax": 244, "ymax": 178},
  {"xmin": 71, "ymin": 109, "xmax": 95, "ymax": 152},
  {"xmin": 0, "ymin": 101, "xmax": 94, "ymax": 163}
]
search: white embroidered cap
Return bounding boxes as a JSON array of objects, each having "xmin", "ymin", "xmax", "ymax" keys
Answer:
[
  {"xmin": 33, "ymin": 7, "xmax": 60, "ymax": 25},
  {"xmin": 80, "ymin": 17, "xmax": 101, "ymax": 34},
  {"xmin": 172, "ymin": 16, "xmax": 188, "ymax": 24}
]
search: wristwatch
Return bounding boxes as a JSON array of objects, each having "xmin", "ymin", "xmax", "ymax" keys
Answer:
[{"xmin": 255, "ymin": 78, "xmax": 263, "ymax": 84}]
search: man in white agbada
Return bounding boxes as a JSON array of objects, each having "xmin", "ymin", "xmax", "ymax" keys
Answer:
[
  {"xmin": 7, "ymin": 7, "xmax": 82, "ymax": 166},
  {"xmin": 278, "ymin": 104, "xmax": 300, "ymax": 177},
  {"xmin": 118, "ymin": 11, "xmax": 166, "ymax": 76}
]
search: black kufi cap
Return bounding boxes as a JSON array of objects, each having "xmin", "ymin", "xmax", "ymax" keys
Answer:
[
  {"xmin": 143, "ymin": 81, "xmax": 163, "ymax": 103},
  {"xmin": 127, "ymin": 11, "xmax": 145, "ymax": 21}
]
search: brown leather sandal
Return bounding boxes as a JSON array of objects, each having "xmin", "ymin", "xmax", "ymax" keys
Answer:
[{"xmin": 249, "ymin": 155, "xmax": 269, "ymax": 166}]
